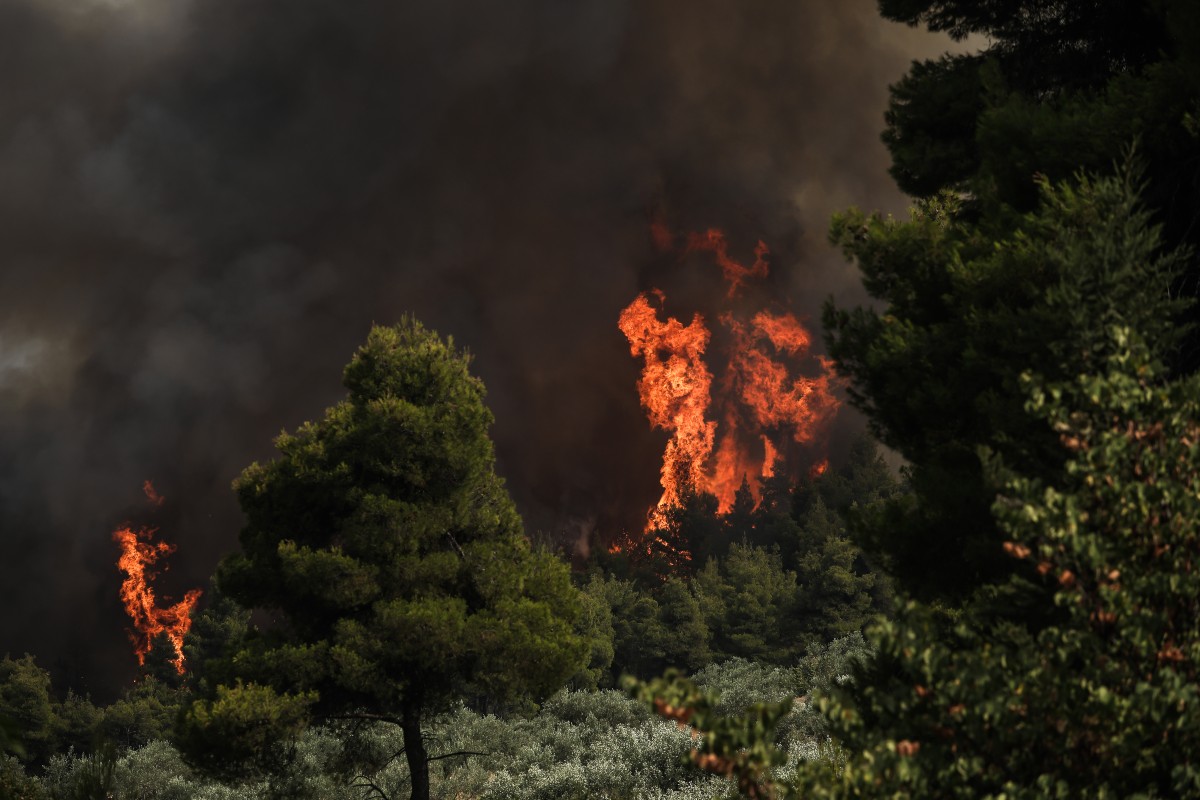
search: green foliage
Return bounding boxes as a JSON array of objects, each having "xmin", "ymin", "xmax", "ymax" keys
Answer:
[
  {"xmin": 693, "ymin": 544, "xmax": 801, "ymax": 664},
  {"xmin": 883, "ymin": 54, "xmax": 986, "ymax": 196},
  {"xmin": 791, "ymin": 498, "xmax": 876, "ymax": 641},
  {"xmin": 792, "ymin": 436, "xmax": 902, "ymax": 520},
  {"xmin": 878, "ymin": 0, "xmax": 1190, "ymax": 198},
  {"xmin": 873, "ymin": 0, "xmax": 1200, "ymax": 407},
  {"xmin": 803, "ymin": 330, "xmax": 1200, "ymax": 795},
  {"xmin": 0, "ymin": 657, "xmax": 54, "ymax": 765},
  {"xmin": 0, "ymin": 715, "xmax": 25, "ymax": 763},
  {"xmin": 585, "ymin": 574, "xmax": 681, "ymax": 681},
  {"xmin": 792, "ymin": 634, "xmax": 872, "ymax": 703},
  {"xmin": 0, "ymin": 754, "xmax": 46, "ymax": 800},
  {"xmin": 181, "ymin": 584, "xmax": 252, "ymax": 696},
  {"xmin": 588, "ymin": 440, "xmax": 895, "ymax": 679},
  {"xmin": 795, "ymin": 170, "xmax": 1197, "ymax": 796},
  {"xmin": 838, "ymin": 0, "xmax": 1200, "ymax": 604},
  {"xmin": 181, "ymin": 320, "xmax": 586, "ymax": 799},
  {"xmin": 43, "ymin": 732, "xmax": 350, "ymax": 800},
  {"xmin": 49, "ymin": 694, "xmax": 99, "ymax": 760},
  {"xmin": 690, "ymin": 659, "xmax": 800, "ymax": 722},
  {"xmin": 643, "ymin": 490, "xmax": 724, "ymax": 573},
  {"xmin": 98, "ymin": 677, "xmax": 182, "ymax": 752},
  {"xmin": 630, "ymin": 635, "xmax": 874, "ymax": 797},
  {"xmin": 27, "ymin": 689, "xmax": 742, "ymax": 800},
  {"xmin": 654, "ymin": 578, "xmax": 712, "ymax": 675},
  {"xmin": 108, "ymin": 740, "xmax": 197, "ymax": 800},
  {"xmin": 826, "ymin": 165, "xmax": 1190, "ymax": 601},
  {"xmin": 566, "ymin": 579, "xmax": 616, "ymax": 691},
  {"xmin": 439, "ymin": 692, "xmax": 711, "ymax": 800},
  {"xmin": 627, "ymin": 670, "xmax": 794, "ymax": 799},
  {"xmin": 12, "ymin": 664, "xmax": 866, "ymax": 800},
  {"xmin": 61, "ymin": 740, "xmax": 117, "ymax": 800},
  {"xmin": 176, "ymin": 683, "xmax": 314, "ymax": 782}
]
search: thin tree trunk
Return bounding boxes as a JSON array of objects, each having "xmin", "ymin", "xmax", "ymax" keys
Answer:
[{"xmin": 401, "ymin": 699, "xmax": 429, "ymax": 800}]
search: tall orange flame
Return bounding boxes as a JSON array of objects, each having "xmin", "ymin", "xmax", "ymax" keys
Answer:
[
  {"xmin": 618, "ymin": 293, "xmax": 716, "ymax": 532},
  {"xmin": 620, "ymin": 225, "xmax": 841, "ymax": 543},
  {"xmin": 113, "ymin": 482, "xmax": 201, "ymax": 674}
]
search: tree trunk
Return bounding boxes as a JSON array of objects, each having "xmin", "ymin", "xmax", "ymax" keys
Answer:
[{"xmin": 401, "ymin": 699, "xmax": 429, "ymax": 800}]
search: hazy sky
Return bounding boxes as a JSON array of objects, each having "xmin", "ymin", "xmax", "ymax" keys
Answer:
[{"xmin": 0, "ymin": 0, "xmax": 958, "ymax": 695}]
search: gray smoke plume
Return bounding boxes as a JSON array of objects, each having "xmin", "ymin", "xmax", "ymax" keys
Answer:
[{"xmin": 0, "ymin": 0, "xmax": 954, "ymax": 696}]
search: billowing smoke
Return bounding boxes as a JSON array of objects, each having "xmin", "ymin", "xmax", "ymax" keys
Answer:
[{"xmin": 0, "ymin": 0, "xmax": 953, "ymax": 696}]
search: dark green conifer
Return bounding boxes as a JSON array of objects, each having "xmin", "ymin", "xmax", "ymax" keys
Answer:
[{"xmin": 178, "ymin": 320, "xmax": 586, "ymax": 800}]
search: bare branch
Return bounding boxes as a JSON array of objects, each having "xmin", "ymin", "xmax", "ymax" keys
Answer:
[
  {"xmin": 318, "ymin": 712, "xmax": 405, "ymax": 728},
  {"xmin": 427, "ymin": 750, "xmax": 488, "ymax": 762},
  {"xmin": 352, "ymin": 774, "xmax": 394, "ymax": 800}
]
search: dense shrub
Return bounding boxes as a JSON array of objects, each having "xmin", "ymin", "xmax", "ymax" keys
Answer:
[{"xmin": 19, "ymin": 638, "xmax": 866, "ymax": 800}]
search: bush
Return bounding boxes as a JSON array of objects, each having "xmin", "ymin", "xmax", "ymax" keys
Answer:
[
  {"xmin": 0, "ymin": 754, "xmax": 47, "ymax": 800},
  {"xmin": 15, "ymin": 654, "xmax": 868, "ymax": 800}
]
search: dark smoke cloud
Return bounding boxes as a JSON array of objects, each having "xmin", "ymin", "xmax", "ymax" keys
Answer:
[{"xmin": 0, "ymin": 0, "xmax": 953, "ymax": 696}]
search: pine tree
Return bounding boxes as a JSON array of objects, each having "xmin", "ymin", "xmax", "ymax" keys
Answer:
[
  {"xmin": 693, "ymin": 544, "xmax": 802, "ymax": 664},
  {"xmin": 793, "ymin": 498, "xmax": 876, "ymax": 641},
  {"xmin": 807, "ymin": 173, "xmax": 1200, "ymax": 795},
  {"xmin": 177, "ymin": 320, "xmax": 586, "ymax": 800},
  {"xmin": 825, "ymin": 161, "xmax": 1189, "ymax": 601}
]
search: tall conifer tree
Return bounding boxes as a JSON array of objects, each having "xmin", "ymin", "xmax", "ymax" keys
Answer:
[{"xmin": 179, "ymin": 320, "xmax": 585, "ymax": 800}]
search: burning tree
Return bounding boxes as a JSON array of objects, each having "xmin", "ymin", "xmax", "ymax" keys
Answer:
[
  {"xmin": 615, "ymin": 225, "xmax": 841, "ymax": 564},
  {"xmin": 177, "ymin": 320, "xmax": 586, "ymax": 800},
  {"xmin": 112, "ymin": 482, "xmax": 202, "ymax": 675}
]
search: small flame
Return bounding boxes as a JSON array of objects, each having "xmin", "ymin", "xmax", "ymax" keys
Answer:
[
  {"xmin": 113, "ymin": 483, "xmax": 201, "ymax": 674},
  {"xmin": 620, "ymin": 223, "xmax": 841, "ymax": 547},
  {"xmin": 142, "ymin": 479, "xmax": 164, "ymax": 507},
  {"xmin": 684, "ymin": 229, "xmax": 770, "ymax": 298}
]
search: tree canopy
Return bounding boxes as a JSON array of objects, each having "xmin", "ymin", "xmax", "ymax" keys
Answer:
[
  {"xmin": 809, "ymin": 170, "xmax": 1200, "ymax": 796},
  {"xmin": 178, "ymin": 320, "xmax": 586, "ymax": 800}
]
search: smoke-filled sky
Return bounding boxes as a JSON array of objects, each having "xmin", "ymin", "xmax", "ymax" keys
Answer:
[{"xmin": 0, "ymin": 0, "xmax": 957, "ymax": 695}]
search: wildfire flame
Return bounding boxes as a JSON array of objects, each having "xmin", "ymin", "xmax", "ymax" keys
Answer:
[
  {"xmin": 142, "ymin": 479, "xmax": 164, "ymax": 507},
  {"xmin": 620, "ymin": 224, "xmax": 841, "ymax": 543},
  {"xmin": 113, "ymin": 482, "xmax": 201, "ymax": 674},
  {"xmin": 618, "ymin": 294, "xmax": 716, "ymax": 531}
]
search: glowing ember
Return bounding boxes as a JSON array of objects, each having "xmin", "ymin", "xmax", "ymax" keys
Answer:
[
  {"xmin": 113, "ymin": 483, "xmax": 201, "ymax": 674},
  {"xmin": 620, "ymin": 224, "xmax": 841, "ymax": 541},
  {"xmin": 142, "ymin": 479, "xmax": 164, "ymax": 507}
]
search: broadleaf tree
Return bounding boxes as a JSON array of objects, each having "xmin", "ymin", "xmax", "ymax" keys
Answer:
[
  {"xmin": 178, "ymin": 320, "xmax": 586, "ymax": 800},
  {"xmin": 801, "ymin": 170, "xmax": 1200, "ymax": 796}
]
